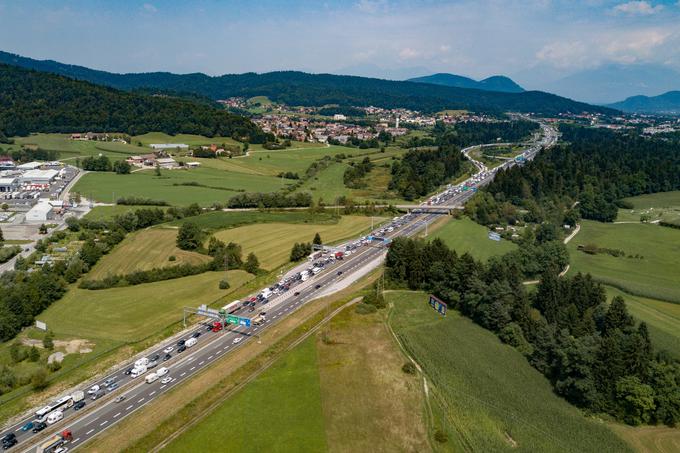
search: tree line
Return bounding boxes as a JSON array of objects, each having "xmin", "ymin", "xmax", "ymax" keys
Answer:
[
  {"xmin": 385, "ymin": 237, "xmax": 680, "ymax": 426},
  {"xmin": 343, "ymin": 156, "xmax": 374, "ymax": 189}
]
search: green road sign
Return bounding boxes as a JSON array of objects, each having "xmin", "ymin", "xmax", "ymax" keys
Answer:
[{"xmin": 226, "ymin": 315, "xmax": 239, "ymax": 325}]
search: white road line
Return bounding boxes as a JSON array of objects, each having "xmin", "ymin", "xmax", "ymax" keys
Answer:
[
  {"xmin": 160, "ymin": 385, "xmax": 167, "ymax": 389},
  {"xmin": 73, "ymin": 437, "xmax": 80, "ymax": 443},
  {"xmin": 190, "ymin": 366, "xmax": 196, "ymax": 371},
  {"xmin": 113, "ymin": 412, "xmax": 121, "ymax": 418},
  {"xmin": 138, "ymin": 397, "xmax": 145, "ymax": 403},
  {"xmin": 207, "ymin": 355, "xmax": 213, "ymax": 360},
  {"xmin": 100, "ymin": 420, "xmax": 108, "ymax": 426},
  {"xmin": 223, "ymin": 346, "xmax": 229, "ymax": 350},
  {"xmin": 86, "ymin": 429, "xmax": 94, "ymax": 435},
  {"xmin": 126, "ymin": 405, "xmax": 133, "ymax": 411},
  {"xmin": 181, "ymin": 372, "xmax": 186, "ymax": 377},
  {"xmin": 149, "ymin": 391, "xmax": 156, "ymax": 396},
  {"xmin": 199, "ymin": 361, "xmax": 205, "ymax": 366}
]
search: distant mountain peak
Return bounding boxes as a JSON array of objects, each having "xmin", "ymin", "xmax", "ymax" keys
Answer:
[
  {"xmin": 608, "ymin": 90, "xmax": 680, "ymax": 114},
  {"xmin": 408, "ymin": 73, "xmax": 524, "ymax": 93}
]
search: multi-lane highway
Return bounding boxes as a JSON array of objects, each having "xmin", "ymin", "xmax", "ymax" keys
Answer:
[{"xmin": 4, "ymin": 121, "xmax": 557, "ymax": 453}]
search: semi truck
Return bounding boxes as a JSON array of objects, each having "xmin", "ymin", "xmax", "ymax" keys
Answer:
[
  {"xmin": 334, "ymin": 251, "xmax": 344, "ymax": 260},
  {"xmin": 39, "ymin": 429, "xmax": 72, "ymax": 453},
  {"xmin": 210, "ymin": 322, "xmax": 222, "ymax": 333},
  {"xmin": 134, "ymin": 357, "xmax": 149, "ymax": 369}
]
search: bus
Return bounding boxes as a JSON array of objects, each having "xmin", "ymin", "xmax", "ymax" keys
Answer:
[{"xmin": 35, "ymin": 395, "xmax": 74, "ymax": 422}]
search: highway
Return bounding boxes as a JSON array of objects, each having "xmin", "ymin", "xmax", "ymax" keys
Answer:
[{"xmin": 4, "ymin": 121, "xmax": 557, "ymax": 453}]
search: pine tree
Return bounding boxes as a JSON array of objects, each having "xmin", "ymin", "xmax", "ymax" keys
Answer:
[
  {"xmin": 603, "ymin": 296, "xmax": 635, "ymax": 335},
  {"xmin": 244, "ymin": 252, "xmax": 259, "ymax": 274},
  {"xmin": 313, "ymin": 232, "xmax": 322, "ymax": 245}
]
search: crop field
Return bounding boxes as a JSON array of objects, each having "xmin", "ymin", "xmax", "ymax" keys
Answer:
[
  {"xmin": 616, "ymin": 190, "xmax": 680, "ymax": 224},
  {"xmin": 89, "ymin": 228, "xmax": 212, "ymax": 279},
  {"xmin": 431, "ymin": 216, "xmax": 517, "ymax": 261},
  {"xmin": 605, "ymin": 286, "xmax": 680, "ymax": 361},
  {"xmin": 567, "ymin": 220, "xmax": 680, "ymax": 303},
  {"xmin": 83, "ymin": 205, "xmax": 161, "ymax": 221},
  {"xmin": 39, "ymin": 270, "xmax": 253, "ymax": 343},
  {"xmin": 212, "ymin": 216, "xmax": 380, "ymax": 270},
  {"xmin": 11, "ymin": 133, "xmax": 141, "ymax": 161},
  {"xmin": 72, "ymin": 166, "xmax": 285, "ymax": 206},
  {"xmin": 168, "ymin": 210, "xmax": 341, "ymax": 231},
  {"xmin": 132, "ymin": 132, "xmax": 318, "ymax": 153},
  {"xmin": 165, "ymin": 301, "xmax": 429, "ymax": 453},
  {"xmin": 387, "ymin": 290, "xmax": 631, "ymax": 453}
]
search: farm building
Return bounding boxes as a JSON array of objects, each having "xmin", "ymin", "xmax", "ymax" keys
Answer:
[
  {"xmin": 20, "ymin": 169, "xmax": 59, "ymax": 185},
  {"xmin": 156, "ymin": 157, "xmax": 179, "ymax": 169},
  {"xmin": 25, "ymin": 201, "xmax": 55, "ymax": 222}
]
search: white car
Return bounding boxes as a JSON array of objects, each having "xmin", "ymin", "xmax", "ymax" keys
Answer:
[
  {"xmin": 163, "ymin": 346, "xmax": 174, "ymax": 354},
  {"xmin": 161, "ymin": 377, "xmax": 172, "ymax": 384},
  {"xmin": 87, "ymin": 384, "xmax": 100, "ymax": 395},
  {"xmin": 232, "ymin": 337, "xmax": 242, "ymax": 345},
  {"xmin": 156, "ymin": 367, "xmax": 169, "ymax": 377}
]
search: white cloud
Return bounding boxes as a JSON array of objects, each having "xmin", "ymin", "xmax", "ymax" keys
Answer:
[
  {"xmin": 613, "ymin": 1, "xmax": 663, "ymax": 15},
  {"xmin": 143, "ymin": 3, "xmax": 158, "ymax": 13},
  {"xmin": 355, "ymin": 0, "xmax": 388, "ymax": 14},
  {"xmin": 398, "ymin": 47, "xmax": 420, "ymax": 60}
]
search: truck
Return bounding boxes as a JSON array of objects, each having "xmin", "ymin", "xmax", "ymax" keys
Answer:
[
  {"xmin": 186, "ymin": 337, "xmax": 198, "ymax": 347},
  {"xmin": 72, "ymin": 390, "xmax": 85, "ymax": 403},
  {"xmin": 39, "ymin": 430, "xmax": 72, "ymax": 453},
  {"xmin": 134, "ymin": 357, "xmax": 149, "ymax": 369},
  {"xmin": 210, "ymin": 322, "xmax": 222, "ymax": 333},
  {"xmin": 145, "ymin": 372, "xmax": 158, "ymax": 384},
  {"xmin": 334, "ymin": 251, "xmax": 344, "ymax": 260},
  {"xmin": 308, "ymin": 251, "xmax": 322, "ymax": 261},
  {"xmin": 221, "ymin": 300, "xmax": 241, "ymax": 314},
  {"xmin": 131, "ymin": 365, "xmax": 147, "ymax": 378},
  {"xmin": 252, "ymin": 315, "xmax": 265, "ymax": 326}
]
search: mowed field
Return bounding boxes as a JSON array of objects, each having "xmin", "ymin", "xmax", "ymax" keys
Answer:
[
  {"xmin": 567, "ymin": 220, "xmax": 680, "ymax": 303},
  {"xmin": 12, "ymin": 133, "xmax": 142, "ymax": 161},
  {"xmin": 165, "ymin": 303, "xmax": 430, "ymax": 453},
  {"xmin": 39, "ymin": 270, "xmax": 253, "ymax": 342},
  {"xmin": 605, "ymin": 286, "xmax": 680, "ymax": 361},
  {"xmin": 212, "ymin": 216, "xmax": 381, "ymax": 270},
  {"xmin": 616, "ymin": 191, "xmax": 680, "ymax": 224},
  {"xmin": 431, "ymin": 216, "xmax": 517, "ymax": 261},
  {"xmin": 89, "ymin": 228, "xmax": 211, "ymax": 279},
  {"xmin": 72, "ymin": 166, "xmax": 286, "ymax": 206},
  {"xmin": 387, "ymin": 290, "xmax": 632, "ymax": 453}
]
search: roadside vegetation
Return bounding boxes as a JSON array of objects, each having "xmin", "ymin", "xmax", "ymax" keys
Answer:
[{"xmin": 430, "ymin": 216, "xmax": 517, "ymax": 261}]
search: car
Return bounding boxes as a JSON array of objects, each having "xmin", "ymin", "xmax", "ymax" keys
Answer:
[
  {"xmin": 259, "ymin": 311, "xmax": 267, "ymax": 317},
  {"xmin": 205, "ymin": 323, "xmax": 214, "ymax": 331},
  {"xmin": 74, "ymin": 401, "xmax": 86, "ymax": 410},
  {"xmin": 103, "ymin": 377, "xmax": 116, "ymax": 387},
  {"xmin": 114, "ymin": 395, "xmax": 126, "ymax": 403},
  {"xmin": 150, "ymin": 354, "xmax": 160, "ymax": 362},
  {"xmin": 32, "ymin": 422, "xmax": 47, "ymax": 433},
  {"xmin": 293, "ymin": 291, "xmax": 300, "ymax": 296},
  {"xmin": 315, "ymin": 284, "xmax": 322, "ymax": 289},
  {"xmin": 163, "ymin": 346, "xmax": 174, "ymax": 354},
  {"xmin": 2, "ymin": 438, "xmax": 17, "ymax": 450},
  {"xmin": 124, "ymin": 367, "xmax": 134, "ymax": 375},
  {"xmin": 192, "ymin": 332, "xmax": 201, "ymax": 339},
  {"xmin": 20, "ymin": 421, "xmax": 33, "ymax": 432},
  {"xmin": 106, "ymin": 383, "xmax": 118, "ymax": 391},
  {"xmin": 177, "ymin": 345, "xmax": 186, "ymax": 353},
  {"xmin": 147, "ymin": 360, "xmax": 158, "ymax": 369},
  {"xmin": 337, "ymin": 271, "xmax": 343, "ymax": 275},
  {"xmin": 87, "ymin": 384, "xmax": 100, "ymax": 395},
  {"xmin": 163, "ymin": 353, "xmax": 172, "ymax": 361},
  {"xmin": 232, "ymin": 337, "xmax": 242, "ymax": 345},
  {"xmin": 161, "ymin": 377, "xmax": 172, "ymax": 384},
  {"xmin": 248, "ymin": 307, "xmax": 255, "ymax": 312},
  {"xmin": 54, "ymin": 447, "xmax": 68, "ymax": 453},
  {"xmin": 177, "ymin": 339, "xmax": 186, "ymax": 347}
]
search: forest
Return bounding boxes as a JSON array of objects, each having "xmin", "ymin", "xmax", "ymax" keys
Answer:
[
  {"xmin": 0, "ymin": 64, "xmax": 271, "ymax": 142},
  {"xmin": 432, "ymin": 119, "xmax": 539, "ymax": 148},
  {"xmin": 386, "ymin": 237, "xmax": 680, "ymax": 426},
  {"xmin": 389, "ymin": 145, "xmax": 467, "ymax": 200},
  {"xmin": 467, "ymin": 125, "xmax": 680, "ymax": 225}
]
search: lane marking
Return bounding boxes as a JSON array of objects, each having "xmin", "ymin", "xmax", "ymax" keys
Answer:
[
  {"xmin": 86, "ymin": 429, "xmax": 94, "ymax": 435},
  {"xmin": 207, "ymin": 355, "xmax": 213, "ymax": 360},
  {"xmin": 126, "ymin": 405, "xmax": 133, "ymax": 411},
  {"xmin": 100, "ymin": 420, "xmax": 108, "ymax": 426},
  {"xmin": 190, "ymin": 366, "xmax": 196, "ymax": 371},
  {"xmin": 160, "ymin": 385, "xmax": 166, "ymax": 390},
  {"xmin": 149, "ymin": 391, "xmax": 156, "ymax": 396},
  {"xmin": 181, "ymin": 372, "xmax": 186, "ymax": 377},
  {"xmin": 138, "ymin": 397, "xmax": 145, "ymax": 403},
  {"xmin": 113, "ymin": 412, "xmax": 121, "ymax": 418},
  {"xmin": 73, "ymin": 438, "xmax": 80, "ymax": 443},
  {"xmin": 199, "ymin": 361, "xmax": 205, "ymax": 366}
]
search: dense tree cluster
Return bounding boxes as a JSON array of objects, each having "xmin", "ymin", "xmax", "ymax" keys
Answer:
[
  {"xmin": 227, "ymin": 192, "xmax": 313, "ymax": 209},
  {"xmin": 81, "ymin": 155, "xmax": 112, "ymax": 171},
  {"xmin": 432, "ymin": 120, "xmax": 539, "ymax": 148},
  {"xmin": 290, "ymin": 242, "xmax": 312, "ymax": 261},
  {"xmin": 0, "ymin": 64, "xmax": 271, "ymax": 142},
  {"xmin": 468, "ymin": 125, "xmax": 680, "ymax": 225},
  {"xmin": 6, "ymin": 147, "xmax": 59, "ymax": 163},
  {"xmin": 343, "ymin": 157, "xmax": 374, "ymax": 189},
  {"xmin": 389, "ymin": 145, "xmax": 467, "ymax": 200},
  {"xmin": 386, "ymin": 237, "xmax": 680, "ymax": 426}
]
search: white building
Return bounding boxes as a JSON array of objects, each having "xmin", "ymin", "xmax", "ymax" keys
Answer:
[
  {"xmin": 0, "ymin": 176, "xmax": 17, "ymax": 193},
  {"xmin": 333, "ymin": 114, "xmax": 347, "ymax": 121},
  {"xmin": 149, "ymin": 144, "xmax": 189, "ymax": 151},
  {"xmin": 156, "ymin": 157, "xmax": 178, "ymax": 169},
  {"xmin": 20, "ymin": 169, "xmax": 59, "ymax": 185},
  {"xmin": 25, "ymin": 201, "xmax": 55, "ymax": 222},
  {"xmin": 17, "ymin": 161, "xmax": 43, "ymax": 171}
]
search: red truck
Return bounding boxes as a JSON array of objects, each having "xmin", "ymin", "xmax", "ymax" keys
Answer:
[
  {"xmin": 334, "ymin": 251, "xmax": 344, "ymax": 260},
  {"xmin": 212, "ymin": 321, "xmax": 223, "ymax": 332}
]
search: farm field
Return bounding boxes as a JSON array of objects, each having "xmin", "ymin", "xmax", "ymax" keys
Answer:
[
  {"xmin": 72, "ymin": 166, "xmax": 285, "ymax": 206},
  {"xmin": 616, "ymin": 190, "xmax": 680, "ymax": 224},
  {"xmin": 431, "ymin": 216, "xmax": 517, "ymax": 261},
  {"xmin": 83, "ymin": 205, "xmax": 161, "ymax": 221},
  {"xmin": 387, "ymin": 290, "xmax": 632, "ymax": 453},
  {"xmin": 165, "ymin": 301, "xmax": 429, "ymax": 453},
  {"xmin": 39, "ymin": 270, "xmax": 253, "ymax": 342},
  {"xmin": 168, "ymin": 210, "xmax": 341, "ymax": 231},
  {"xmin": 12, "ymin": 133, "xmax": 141, "ymax": 161},
  {"xmin": 605, "ymin": 286, "xmax": 680, "ymax": 361},
  {"xmin": 89, "ymin": 228, "xmax": 212, "ymax": 279},
  {"xmin": 212, "ymin": 216, "xmax": 381, "ymax": 270},
  {"xmin": 567, "ymin": 220, "xmax": 680, "ymax": 303},
  {"xmin": 132, "ymin": 132, "xmax": 319, "ymax": 153}
]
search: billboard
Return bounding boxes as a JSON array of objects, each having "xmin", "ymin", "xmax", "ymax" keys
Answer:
[
  {"xmin": 428, "ymin": 294, "xmax": 447, "ymax": 316},
  {"xmin": 35, "ymin": 320, "xmax": 47, "ymax": 331},
  {"xmin": 488, "ymin": 232, "xmax": 501, "ymax": 241}
]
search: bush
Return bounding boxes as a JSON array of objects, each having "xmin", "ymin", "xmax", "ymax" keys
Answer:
[
  {"xmin": 116, "ymin": 197, "xmax": 169, "ymax": 206},
  {"xmin": 168, "ymin": 255, "xmax": 176, "ymax": 261},
  {"xmin": 28, "ymin": 346, "xmax": 40, "ymax": 362},
  {"xmin": 434, "ymin": 430, "xmax": 449, "ymax": 443},
  {"xmin": 402, "ymin": 362, "xmax": 417, "ymax": 375},
  {"xmin": 355, "ymin": 304, "xmax": 377, "ymax": 315},
  {"xmin": 31, "ymin": 368, "xmax": 49, "ymax": 390},
  {"xmin": 219, "ymin": 279, "xmax": 230, "ymax": 290}
]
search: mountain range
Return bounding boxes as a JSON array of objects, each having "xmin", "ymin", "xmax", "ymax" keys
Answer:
[
  {"xmin": 0, "ymin": 51, "xmax": 613, "ymax": 116},
  {"xmin": 608, "ymin": 91, "xmax": 680, "ymax": 114},
  {"xmin": 407, "ymin": 73, "xmax": 524, "ymax": 93}
]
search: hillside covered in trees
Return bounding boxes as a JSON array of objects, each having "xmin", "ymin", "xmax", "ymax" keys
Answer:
[
  {"xmin": 386, "ymin": 237, "xmax": 680, "ymax": 427},
  {"xmin": 0, "ymin": 51, "xmax": 615, "ymax": 116},
  {"xmin": 0, "ymin": 63, "xmax": 270, "ymax": 142},
  {"xmin": 467, "ymin": 125, "xmax": 680, "ymax": 225}
]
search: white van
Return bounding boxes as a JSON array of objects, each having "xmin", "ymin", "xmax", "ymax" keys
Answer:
[
  {"xmin": 134, "ymin": 357, "xmax": 149, "ymax": 368},
  {"xmin": 185, "ymin": 338, "xmax": 197, "ymax": 348},
  {"xmin": 131, "ymin": 365, "xmax": 147, "ymax": 378},
  {"xmin": 47, "ymin": 410, "xmax": 63, "ymax": 425},
  {"xmin": 156, "ymin": 367, "xmax": 169, "ymax": 377},
  {"xmin": 145, "ymin": 372, "xmax": 158, "ymax": 384}
]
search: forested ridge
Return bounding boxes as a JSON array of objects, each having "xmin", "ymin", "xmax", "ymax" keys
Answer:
[
  {"xmin": 467, "ymin": 125, "xmax": 680, "ymax": 225},
  {"xmin": 0, "ymin": 51, "xmax": 616, "ymax": 115},
  {"xmin": 386, "ymin": 237, "xmax": 680, "ymax": 426},
  {"xmin": 0, "ymin": 64, "xmax": 270, "ymax": 142}
]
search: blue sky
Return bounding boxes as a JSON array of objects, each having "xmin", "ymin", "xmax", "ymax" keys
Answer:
[{"xmin": 0, "ymin": 0, "xmax": 679, "ymax": 88}]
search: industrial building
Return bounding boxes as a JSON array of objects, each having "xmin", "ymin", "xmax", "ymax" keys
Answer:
[
  {"xmin": 25, "ymin": 201, "xmax": 55, "ymax": 222},
  {"xmin": 20, "ymin": 169, "xmax": 59, "ymax": 185}
]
